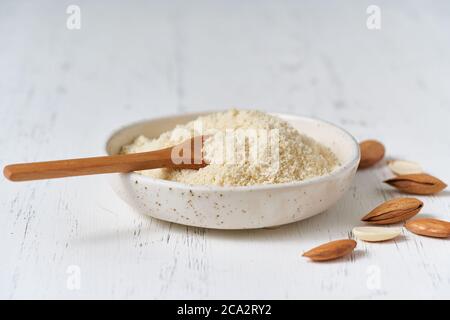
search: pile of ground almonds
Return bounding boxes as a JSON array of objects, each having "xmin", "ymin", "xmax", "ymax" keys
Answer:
[{"xmin": 121, "ymin": 109, "xmax": 338, "ymax": 186}]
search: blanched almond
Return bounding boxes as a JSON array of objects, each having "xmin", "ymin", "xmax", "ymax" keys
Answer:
[
  {"xmin": 352, "ymin": 226, "xmax": 401, "ymax": 242},
  {"xmin": 388, "ymin": 160, "xmax": 423, "ymax": 176},
  {"xmin": 302, "ymin": 239, "xmax": 356, "ymax": 262},
  {"xmin": 405, "ymin": 218, "xmax": 450, "ymax": 238}
]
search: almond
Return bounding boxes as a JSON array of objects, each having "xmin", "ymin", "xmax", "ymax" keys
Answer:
[
  {"xmin": 302, "ymin": 239, "xmax": 356, "ymax": 262},
  {"xmin": 388, "ymin": 160, "xmax": 423, "ymax": 176},
  {"xmin": 405, "ymin": 218, "xmax": 450, "ymax": 238},
  {"xmin": 358, "ymin": 140, "xmax": 385, "ymax": 169},
  {"xmin": 352, "ymin": 226, "xmax": 401, "ymax": 242},
  {"xmin": 384, "ymin": 173, "xmax": 447, "ymax": 195},
  {"xmin": 361, "ymin": 198, "xmax": 423, "ymax": 225}
]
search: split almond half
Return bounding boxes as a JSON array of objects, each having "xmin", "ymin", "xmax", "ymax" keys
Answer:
[
  {"xmin": 358, "ymin": 140, "xmax": 385, "ymax": 169},
  {"xmin": 384, "ymin": 173, "xmax": 447, "ymax": 195},
  {"xmin": 302, "ymin": 239, "xmax": 356, "ymax": 262},
  {"xmin": 361, "ymin": 198, "xmax": 423, "ymax": 225},
  {"xmin": 388, "ymin": 160, "xmax": 423, "ymax": 176},
  {"xmin": 352, "ymin": 226, "xmax": 401, "ymax": 242},
  {"xmin": 405, "ymin": 218, "xmax": 450, "ymax": 238}
]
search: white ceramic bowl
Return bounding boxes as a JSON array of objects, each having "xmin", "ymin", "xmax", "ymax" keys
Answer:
[{"xmin": 106, "ymin": 112, "xmax": 360, "ymax": 229}]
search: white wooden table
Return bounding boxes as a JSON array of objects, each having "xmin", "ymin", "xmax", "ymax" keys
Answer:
[{"xmin": 1, "ymin": 0, "xmax": 449, "ymax": 299}]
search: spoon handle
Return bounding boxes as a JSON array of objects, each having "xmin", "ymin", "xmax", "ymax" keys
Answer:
[
  {"xmin": 3, "ymin": 148, "xmax": 175, "ymax": 181},
  {"xmin": 4, "ymin": 136, "xmax": 207, "ymax": 182}
]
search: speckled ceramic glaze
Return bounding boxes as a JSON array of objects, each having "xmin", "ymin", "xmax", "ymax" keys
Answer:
[{"xmin": 106, "ymin": 112, "xmax": 360, "ymax": 229}]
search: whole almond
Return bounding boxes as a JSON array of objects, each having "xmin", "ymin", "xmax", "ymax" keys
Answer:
[
  {"xmin": 388, "ymin": 160, "xmax": 423, "ymax": 176},
  {"xmin": 384, "ymin": 173, "xmax": 447, "ymax": 195},
  {"xmin": 359, "ymin": 140, "xmax": 385, "ymax": 169},
  {"xmin": 405, "ymin": 218, "xmax": 450, "ymax": 238},
  {"xmin": 302, "ymin": 239, "xmax": 356, "ymax": 262},
  {"xmin": 362, "ymin": 198, "xmax": 423, "ymax": 225}
]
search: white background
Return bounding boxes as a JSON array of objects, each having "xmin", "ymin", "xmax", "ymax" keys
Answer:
[{"xmin": 1, "ymin": 0, "xmax": 449, "ymax": 299}]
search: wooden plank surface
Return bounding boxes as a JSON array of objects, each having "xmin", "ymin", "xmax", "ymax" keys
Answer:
[{"xmin": 1, "ymin": 0, "xmax": 449, "ymax": 299}]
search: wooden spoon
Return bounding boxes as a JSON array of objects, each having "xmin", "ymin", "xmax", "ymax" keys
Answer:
[{"xmin": 3, "ymin": 136, "xmax": 209, "ymax": 182}]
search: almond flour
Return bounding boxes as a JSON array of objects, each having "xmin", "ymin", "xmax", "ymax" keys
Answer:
[{"xmin": 121, "ymin": 109, "xmax": 338, "ymax": 186}]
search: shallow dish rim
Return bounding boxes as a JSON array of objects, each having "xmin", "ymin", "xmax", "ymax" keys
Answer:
[{"xmin": 106, "ymin": 111, "xmax": 360, "ymax": 192}]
